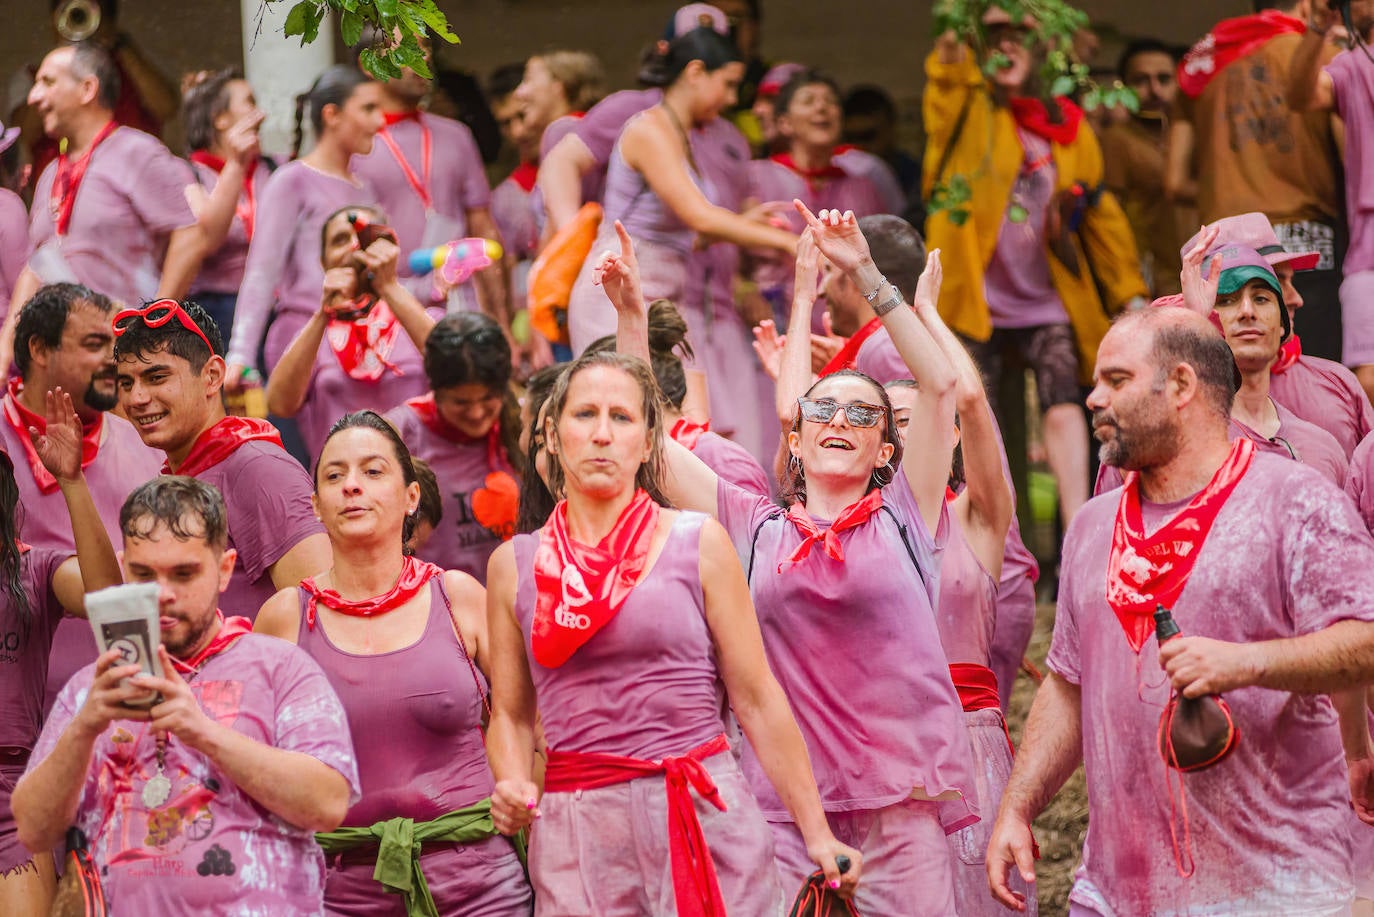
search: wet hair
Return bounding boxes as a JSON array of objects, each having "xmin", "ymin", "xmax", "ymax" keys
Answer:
[
  {"xmin": 423, "ymin": 313, "xmax": 522, "ymax": 474},
  {"xmin": 843, "ymin": 84, "xmax": 896, "ymax": 122},
  {"xmin": 318, "ymin": 203, "xmax": 387, "ymax": 263},
  {"xmin": 1117, "ymin": 38, "xmax": 1182, "ymax": 79},
  {"xmin": 639, "ymin": 27, "xmax": 741, "ymax": 88},
  {"xmin": 182, "ymin": 67, "xmax": 243, "ymax": 153},
  {"xmin": 487, "ymin": 62, "xmax": 527, "ymax": 102},
  {"xmin": 65, "ymin": 43, "xmax": 120, "ymax": 111},
  {"xmin": 781, "ymin": 369, "xmax": 904, "ymax": 505},
  {"xmin": 859, "ymin": 215, "xmax": 925, "ymax": 302},
  {"xmin": 541, "ymin": 352, "xmax": 672, "ymax": 508},
  {"xmin": 584, "ymin": 300, "xmax": 694, "ymax": 409},
  {"xmin": 516, "ymin": 363, "xmax": 565, "ymax": 534},
  {"xmin": 112, "ymin": 299, "xmax": 223, "ymax": 371},
  {"xmin": 0, "ymin": 454, "xmax": 29, "ymax": 634},
  {"xmin": 1147, "ymin": 319, "xmax": 1240, "ymax": 419},
  {"xmin": 774, "ymin": 69, "xmax": 842, "ymax": 117},
  {"xmin": 314, "ymin": 410, "xmax": 422, "ymax": 549},
  {"xmin": 535, "ymin": 50, "xmax": 607, "ymax": 112},
  {"xmin": 14, "ymin": 282, "xmax": 112, "ymax": 380},
  {"xmin": 292, "ymin": 65, "xmax": 372, "ymax": 159},
  {"xmin": 411, "ymin": 456, "xmax": 443, "ymax": 532},
  {"xmin": 120, "ymin": 476, "xmax": 228, "ymax": 550}
]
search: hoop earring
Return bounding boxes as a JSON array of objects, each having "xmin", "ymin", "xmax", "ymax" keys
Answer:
[{"xmin": 871, "ymin": 459, "xmax": 895, "ymax": 489}]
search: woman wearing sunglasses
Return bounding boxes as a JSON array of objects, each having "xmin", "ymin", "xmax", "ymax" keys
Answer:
[{"xmin": 605, "ymin": 204, "xmax": 976, "ymax": 915}]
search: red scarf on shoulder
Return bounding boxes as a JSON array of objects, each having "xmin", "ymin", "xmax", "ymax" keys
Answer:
[
  {"xmin": 1271, "ymin": 334, "xmax": 1302, "ymax": 375},
  {"xmin": 1104, "ymin": 439, "xmax": 1255, "ymax": 653},
  {"xmin": 168, "ymin": 416, "xmax": 283, "ymax": 477},
  {"xmin": 531, "ymin": 490, "xmax": 659, "ymax": 668},
  {"xmin": 170, "ymin": 611, "xmax": 253, "ymax": 675},
  {"xmin": 1008, "ymin": 97, "xmax": 1084, "ymax": 146},
  {"xmin": 1178, "ymin": 10, "xmax": 1306, "ymax": 98},
  {"xmin": 2, "ymin": 380, "xmax": 102, "ymax": 494},
  {"xmin": 669, "ymin": 417, "xmax": 711, "ymax": 450},
  {"xmin": 779, "ymin": 488, "xmax": 883, "ymax": 573},
  {"xmin": 326, "ymin": 300, "xmax": 404, "ymax": 382},
  {"xmin": 819, "ymin": 317, "xmax": 883, "ymax": 377},
  {"xmin": 299, "ymin": 556, "xmax": 443, "ymax": 630}
]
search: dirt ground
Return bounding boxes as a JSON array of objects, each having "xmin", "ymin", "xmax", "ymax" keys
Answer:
[{"xmin": 1004, "ymin": 600, "xmax": 1088, "ymax": 917}]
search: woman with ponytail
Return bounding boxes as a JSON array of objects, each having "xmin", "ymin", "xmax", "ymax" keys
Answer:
[
  {"xmin": 223, "ymin": 66, "xmax": 383, "ymax": 395},
  {"xmin": 255, "ymin": 410, "xmax": 533, "ymax": 917}
]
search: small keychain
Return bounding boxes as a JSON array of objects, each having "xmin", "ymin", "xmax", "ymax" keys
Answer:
[{"xmin": 141, "ymin": 734, "xmax": 171, "ymax": 808}]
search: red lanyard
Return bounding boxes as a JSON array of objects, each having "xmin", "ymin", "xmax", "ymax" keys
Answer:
[
  {"xmin": 51, "ymin": 120, "xmax": 117, "ymax": 236},
  {"xmin": 377, "ymin": 119, "xmax": 432, "ymax": 210}
]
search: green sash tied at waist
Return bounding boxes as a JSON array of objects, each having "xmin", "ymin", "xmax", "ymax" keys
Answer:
[{"xmin": 315, "ymin": 797, "xmax": 526, "ymax": 917}]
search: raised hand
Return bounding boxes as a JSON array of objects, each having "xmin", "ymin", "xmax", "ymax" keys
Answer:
[
  {"xmin": 793, "ymin": 200, "xmax": 873, "ymax": 276},
  {"xmin": 752, "ymin": 319, "xmax": 785, "ymax": 382},
  {"xmin": 356, "ymin": 235, "xmax": 401, "ymax": 294},
  {"xmin": 1180, "ymin": 224, "xmax": 1222, "ymax": 317},
  {"xmin": 793, "ymin": 227, "xmax": 822, "ymax": 306},
  {"xmin": 224, "ymin": 109, "xmax": 264, "ymax": 168},
  {"xmin": 810, "ymin": 312, "xmax": 844, "ymax": 375},
  {"xmin": 321, "ymin": 267, "xmax": 360, "ymax": 316},
  {"xmin": 593, "ymin": 220, "xmax": 645, "ymax": 316},
  {"xmin": 29, "ymin": 387, "xmax": 84, "ymax": 484},
  {"xmin": 131, "ymin": 647, "xmax": 216, "ymax": 749},
  {"xmin": 915, "ymin": 249, "xmax": 943, "ymax": 311}
]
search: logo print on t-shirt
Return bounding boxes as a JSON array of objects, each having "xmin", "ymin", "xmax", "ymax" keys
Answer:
[{"xmin": 197, "ymin": 844, "xmax": 235, "ymax": 877}]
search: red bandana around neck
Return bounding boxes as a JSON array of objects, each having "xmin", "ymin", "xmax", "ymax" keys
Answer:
[
  {"xmin": 1178, "ymin": 10, "xmax": 1306, "ymax": 99},
  {"xmin": 405, "ymin": 393, "xmax": 507, "ymax": 471},
  {"xmin": 531, "ymin": 490, "xmax": 660, "ymax": 668},
  {"xmin": 171, "ymin": 611, "xmax": 253, "ymax": 675},
  {"xmin": 1105, "ymin": 439, "xmax": 1256, "ymax": 653},
  {"xmin": 1271, "ymin": 334, "xmax": 1302, "ymax": 375},
  {"xmin": 382, "ymin": 109, "xmax": 421, "ymax": 126},
  {"xmin": 819, "ymin": 316, "xmax": 883, "ymax": 377},
  {"xmin": 779, "ymin": 488, "xmax": 884, "ymax": 573},
  {"xmin": 168, "ymin": 416, "xmax": 284, "ymax": 477},
  {"xmin": 188, "ymin": 149, "xmax": 259, "ymax": 241},
  {"xmin": 2, "ymin": 379, "xmax": 102, "ymax": 494},
  {"xmin": 509, "ymin": 161, "xmax": 538, "ymax": 194},
  {"xmin": 50, "ymin": 120, "xmax": 118, "ymax": 236},
  {"xmin": 327, "ymin": 299, "xmax": 405, "ymax": 382},
  {"xmin": 1008, "ymin": 97, "xmax": 1084, "ymax": 146},
  {"xmin": 299, "ymin": 556, "xmax": 443, "ymax": 630},
  {"xmin": 770, "ymin": 151, "xmax": 846, "ymax": 190},
  {"xmin": 670, "ymin": 417, "xmax": 711, "ymax": 451}
]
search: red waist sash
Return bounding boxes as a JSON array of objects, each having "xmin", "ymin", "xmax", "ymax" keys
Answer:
[
  {"xmin": 545, "ymin": 733, "xmax": 730, "ymax": 917},
  {"xmin": 949, "ymin": 663, "xmax": 1013, "ymax": 753}
]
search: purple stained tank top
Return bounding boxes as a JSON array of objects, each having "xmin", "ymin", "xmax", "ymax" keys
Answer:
[
  {"xmin": 511, "ymin": 511, "xmax": 726, "ymax": 761},
  {"xmin": 296, "ymin": 579, "xmax": 494, "ymax": 827},
  {"xmin": 935, "ymin": 511, "xmax": 998, "ymax": 669},
  {"xmin": 601, "ymin": 123, "xmax": 697, "ymax": 255}
]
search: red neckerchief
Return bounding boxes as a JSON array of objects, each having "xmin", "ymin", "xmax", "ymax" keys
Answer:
[
  {"xmin": 17, "ymin": 540, "xmax": 30, "ymax": 555},
  {"xmin": 168, "ymin": 416, "xmax": 284, "ymax": 477},
  {"xmin": 1008, "ymin": 97, "xmax": 1084, "ymax": 146},
  {"xmin": 770, "ymin": 151, "xmax": 846, "ymax": 192},
  {"xmin": 670, "ymin": 417, "xmax": 711, "ymax": 450},
  {"xmin": 170, "ymin": 611, "xmax": 253, "ymax": 675},
  {"xmin": 404, "ymin": 392, "xmax": 507, "ymax": 472},
  {"xmin": 189, "ymin": 149, "xmax": 259, "ymax": 241},
  {"xmin": 545, "ymin": 734, "xmax": 730, "ymax": 917},
  {"xmin": 299, "ymin": 556, "xmax": 442, "ymax": 630},
  {"xmin": 779, "ymin": 488, "xmax": 884, "ymax": 573},
  {"xmin": 1105, "ymin": 438, "xmax": 1255, "ymax": 653},
  {"xmin": 2, "ymin": 379, "xmax": 102, "ymax": 495},
  {"xmin": 377, "ymin": 113, "xmax": 432, "ymax": 210},
  {"xmin": 509, "ymin": 161, "xmax": 538, "ymax": 193},
  {"xmin": 326, "ymin": 299, "xmax": 404, "ymax": 382},
  {"xmin": 819, "ymin": 316, "xmax": 883, "ymax": 377},
  {"xmin": 50, "ymin": 120, "xmax": 118, "ymax": 236},
  {"xmin": 1179, "ymin": 10, "xmax": 1306, "ymax": 99},
  {"xmin": 1271, "ymin": 334, "xmax": 1302, "ymax": 375},
  {"xmin": 531, "ymin": 490, "xmax": 660, "ymax": 668}
]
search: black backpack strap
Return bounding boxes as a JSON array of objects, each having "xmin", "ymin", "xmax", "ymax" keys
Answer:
[
  {"xmin": 745, "ymin": 504, "xmax": 927, "ymax": 589},
  {"xmin": 745, "ymin": 509, "xmax": 787, "ymax": 584},
  {"xmin": 877, "ymin": 504, "xmax": 928, "ymax": 590}
]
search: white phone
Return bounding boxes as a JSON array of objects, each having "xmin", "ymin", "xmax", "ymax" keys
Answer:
[{"xmin": 86, "ymin": 582, "xmax": 165, "ymax": 707}]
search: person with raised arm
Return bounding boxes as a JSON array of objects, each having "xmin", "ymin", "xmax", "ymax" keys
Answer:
[{"xmin": 612, "ymin": 203, "xmax": 975, "ymax": 914}]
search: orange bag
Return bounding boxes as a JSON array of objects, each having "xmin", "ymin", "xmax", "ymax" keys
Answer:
[{"xmin": 527, "ymin": 202, "xmax": 602, "ymax": 345}]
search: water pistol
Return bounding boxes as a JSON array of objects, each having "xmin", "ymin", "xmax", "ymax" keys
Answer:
[{"xmin": 407, "ymin": 238, "xmax": 504, "ymax": 285}]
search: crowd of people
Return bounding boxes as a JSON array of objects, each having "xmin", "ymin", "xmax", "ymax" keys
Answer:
[{"xmin": 4, "ymin": 0, "xmax": 1374, "ymax": 914}]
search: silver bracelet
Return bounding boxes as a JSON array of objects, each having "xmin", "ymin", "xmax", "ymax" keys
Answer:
[
  {"xmin": 861, "ymin": 274, "xmax": 889, "ymax": 303},
  {"xmin": 873, "ymin": 284, "xmax": 905, "ymax": 317}
]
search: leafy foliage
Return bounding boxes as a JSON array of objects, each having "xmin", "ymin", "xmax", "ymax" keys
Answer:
[{"xmin": 263, "ymin": 0, "xmax": 458, "ymax": 80}]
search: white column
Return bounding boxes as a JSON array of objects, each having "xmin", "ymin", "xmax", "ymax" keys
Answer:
[{"xmin": 240, "ymin": 0, "xmax": 335, "ymax": 158}]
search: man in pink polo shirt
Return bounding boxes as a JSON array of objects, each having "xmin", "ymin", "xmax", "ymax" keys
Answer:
[{"xmin": 988, "ymin": 306, "xmax": 1374, "ymax": 915}]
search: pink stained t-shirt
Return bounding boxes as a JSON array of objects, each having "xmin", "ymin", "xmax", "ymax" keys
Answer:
[
  {"xmin": 383, "ymin": 403, "xmax": 512, "ymax": 584},
  {"xmin": 0, "ymin": 188, "xmax": 28, "ymax": 322},
  {"xmin": 1270, "ymin": 353, "xmax": 1374, "ymax": 460},
  {"xmin": 187, "ymin": 440, "xmax": 325, "ymax": 618},
  {"xmin": 936, "ymin": 511, "xmax": 998, "ymax": 669},
  {"xmin": 29, "ymin": 634, "xmax": 360, "ymax": 916},
  {"xmin": 187, "ymin": 159, "xmax": 252, "ymax": 296},
  {"xmin": 832, "ymin": 146, "xmax": 907, "ymax": 215},
  {"xmin": 226, "ymin": 161, "xmax": 377, "ymax": 372},
  {"xmin": 1326, "ymin": 50, "xmax": 1374, "ymax": 274},
  {"xmin": 692, "ymin": 431, "xmax": 772, "ymax": 497},
  {"xmin": 1346, "ymin": 432, "xmax": 1374, "ymax": 536},
  {"xmin": 716, "ymin": 475, "xmax": 978, "ymax": 829},
  {"xmin": 352, "ymin": 113, "xmax": 490, "ymax": 310},
  {"xmin": 569, "ymin": 89, "xmax": 663, "ymax": 206},
  {"xmin": 28, "ymin": 126, "xmax": 196, "ymax": 308},
  {"xmin": 1049, "ymin": 453, "xmax": 1374, "ymax": 915},
  {"xmin": 511, "ymin": 511, "xmax": 727, "ymax": 760},
  {"xmin": 1, "ymin": 546, "xmax": 67, "ymax": 751},
  {"xmin": 1230, "ymin": 399, "xmax": 1348, "ymax": 486}
]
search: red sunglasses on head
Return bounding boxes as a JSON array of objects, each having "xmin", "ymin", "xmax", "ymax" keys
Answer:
[{"xmin": 112, "ymin": 299, "xmax": 215, "ymax": 354}]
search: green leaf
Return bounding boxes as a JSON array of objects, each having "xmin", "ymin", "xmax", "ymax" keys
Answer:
[
  {"xmin": 374, "ymin": 0, "xmax": 399, "ymax": 16},
  {"xmin": 414, "ymin": 0, "xmax": 458, "ymax": 42},
  {"xmin": 340, "ymin": 9, "xmax": 363, "ymax": 47},
  {"xmin": 392, "ymin": 35, "xmax": 432, "ymax": 78},
  {"xmin": 1050, "ymin": 75, "xmax": 1076, "ymax": 98},
  {"xmin": 948, "ymin": 209, "xmax": 970, "ymax": 226},
  {"xmin": 359, "ymin": 46, "xmax": 400, "ymax": 81},
  {"xmin": 282, "ymin": 0, "xmax": 317, "ymax": 38},
  {"xmin": 1081, "ymin": 88, "xmax": 1101, "ymax": 111},
  {"xmin": 1120, "ymin": 87, "xmax": 1141, "ymax": 113}
]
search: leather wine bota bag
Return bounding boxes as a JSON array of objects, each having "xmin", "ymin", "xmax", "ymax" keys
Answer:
[{"xmin": 1158, "ymin": 691, "xmax": 1240, "ymax": 772}]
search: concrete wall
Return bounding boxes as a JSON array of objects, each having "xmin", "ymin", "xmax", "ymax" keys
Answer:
[{"xmin": 2, "ymin": 0, "xmax": 1252, "ymax": 154}]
